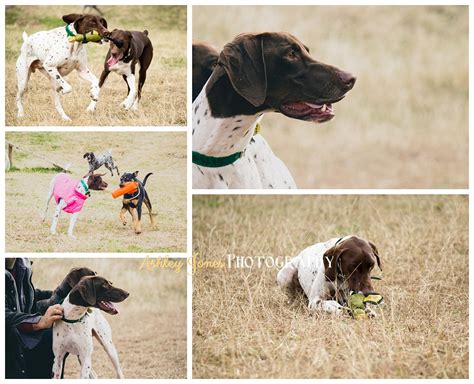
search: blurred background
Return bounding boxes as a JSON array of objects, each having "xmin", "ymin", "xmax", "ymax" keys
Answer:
[{"xmin": 193, "ymin": 6, "xmax": 468, "ymax": 188}]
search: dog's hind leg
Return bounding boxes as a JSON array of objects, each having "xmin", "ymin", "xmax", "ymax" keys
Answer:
[
  {"xmin": 105, "ymin": 163, "xmax": 114, "ymax": 176},
  {"xmin": 144, "ymin": 193, "xmax": 157, "ymax": 229},
  {"xmin": 42, "ymin": 175, "xmax": 56, "ymax": 222},
  {"xmin": 15, "ymin": 53, "xmax": 30, "ymax": 118}
]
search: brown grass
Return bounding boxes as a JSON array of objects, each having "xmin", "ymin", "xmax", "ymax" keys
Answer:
[
  {"xmin": 192, "ymin": 195, "xmax": 468, "ymax": 378},
  {"xmin": 5, "ymin": 132, "xmax": 186, "ymax": 252},
  {"xmin": 193, "ymin": 6, "xmax": 468, "ymax": 188},
  {"xmin": 29, "ymin": 258, "xmax": 187, "ymax": 378},
  {"xmin": 5, "ymin": 5, "xmax": 186, "ymax": 126}
]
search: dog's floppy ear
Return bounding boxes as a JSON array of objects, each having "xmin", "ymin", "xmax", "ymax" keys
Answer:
[
  {"xmin": 218, "ymin": 33, "xmax": 267, "ymax": 107},
  {"xmin": 369, "ymin": 241, "xmax": 382, "ymax": 271},
  {"xmin": 65, "ymin": 267, "xmax": 96, "ymax": 288},
  {"xmin": 100, "ymin": 17, "xmax": 108, "ymax": 29},
  {"xmin": 71, "ymin": 277, "xmax": 96, "ymax": 306},
  {"xmin": 62, "ymin": 13, "xmax": 84, "ymax": 24},
  {"xmin": 323, "ymin": 245, "xmax": 345, "ymax": 281},
  {"xmin": 83, "ymin": 153, "xmax": 89, "ymax": 159}
]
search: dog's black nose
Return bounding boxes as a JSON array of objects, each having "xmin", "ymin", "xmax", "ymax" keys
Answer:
[{"xmin": 337, "ymin": 70, "xmax": 356, "ymax": 90}]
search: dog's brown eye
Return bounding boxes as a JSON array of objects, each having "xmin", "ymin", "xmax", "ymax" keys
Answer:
[{"xmin": 286, "ymin": 50, "xmax": 298, "ymax": 61}]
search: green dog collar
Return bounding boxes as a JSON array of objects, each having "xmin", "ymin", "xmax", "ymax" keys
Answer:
[
  {"xmin": 192, "ymin": 151, "xmax": 243, "ymax": 168},
  {"xmin": 80, "ymin": 179, "xmax": 90, "ymax": 196},
  {"xmin": 65, "ymin": 24, "xmax": 89, "ymax": 44},
  {"xmin": 65, "ymin": 24, "xmax": 76, "ymax": 37},
  {"xmin": 58, "ymin": 298, "xmax": 89, "ymax": 323}
]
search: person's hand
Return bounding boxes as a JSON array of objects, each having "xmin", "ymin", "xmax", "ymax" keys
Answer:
[{"xmin": 32, "ymin": 304, "xmax": 63, "ymax": 330}]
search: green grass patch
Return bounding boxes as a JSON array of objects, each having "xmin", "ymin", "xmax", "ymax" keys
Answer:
[
  {"xmin": 7, "ymin": 166, "xmax": 64, "ymax": 173},
  {"xmin": 38, "ymin": 16, "xmax": 64, "ymax": 29},
  {"xmin": 5, "ymin": 7, "xmax": 20, "ymax": 25}
]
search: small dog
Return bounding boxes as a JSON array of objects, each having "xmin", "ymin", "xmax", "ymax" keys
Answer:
[
  {"xmin": 83, "ymin": 150, "xmax": 119, "ymax": 176},
  {"xmin": 43, "ymin": 172, "xmax": 108, "ymax": 236},
  {"xmin": 99, "ymin": 29, "xmax": 153, "ymax": 110},
  {"xmin": 52, "ymin": 275, "xmax": 129, "ymax": 379},
  {"xmin": 119, "ymin": 171, "xmax": 156, "ymax": 234}
]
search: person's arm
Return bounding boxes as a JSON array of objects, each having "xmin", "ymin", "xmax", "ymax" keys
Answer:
[
  {"xmin": 34, "ymin": 289, "xmax": 53, "ymax": 302},
  {"xmin": 30, "ymin": 304, "xmax": 63, "ymax": 331}
]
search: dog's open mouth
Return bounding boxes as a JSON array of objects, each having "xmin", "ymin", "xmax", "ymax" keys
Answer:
[
  {"xmin": 96, "ymin": 300, "xmax": 119, "ymax": 315},
  {"xmin": 107, "ymin": 52, "xmax": 123, "ymax": 68},
  {"xmin": 280, "ymin": 97, "xmax": 345, "ymax": 123}
]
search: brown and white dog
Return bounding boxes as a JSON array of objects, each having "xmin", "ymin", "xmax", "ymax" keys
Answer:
[
  {"xmin": 16, "ymin": 14, "xmax": 109, "ymax": 120},
  {"xmin": 277, "ymin": 235, "xmax": 382, "ymax": 315},
  {"xmin": 99, "ymin": 29, "xmax": 153, "ymax": 110},
  {"xmin": 192, "ymin": 33, "xmax": 356, "ymax": 189}
]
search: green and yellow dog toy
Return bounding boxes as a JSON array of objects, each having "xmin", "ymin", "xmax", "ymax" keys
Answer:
[
  {"xmin": 68, "ymin": 30, "xmax": 102, "ymax": 43},
  {"xmin": 345, "ymin": 292, "xmax": 384, "ymax": 320}
]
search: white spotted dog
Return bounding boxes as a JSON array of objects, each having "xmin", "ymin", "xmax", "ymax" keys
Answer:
[
  {"xmin": 52, "ymin": 275, "xmax": 129, "ymax": 379},
  {"xmin": 192, "ymin": 33, "xmax": 355, "ymax": 189},
  {"xmin": 16, "ymin": 13, "xmax": 109, "ymax": 121},
  {"xmin": 42, "ymin": 172, "xmax": 108, "ymax": 237},
  {"xmin": 277, "ymin": 236, "xmax": 382, "ymax": 315}
]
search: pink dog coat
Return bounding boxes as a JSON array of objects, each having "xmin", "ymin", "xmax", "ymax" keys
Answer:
[{"xmin": 53, "ymin": 174, "xmax": 89, "ymax": 214}]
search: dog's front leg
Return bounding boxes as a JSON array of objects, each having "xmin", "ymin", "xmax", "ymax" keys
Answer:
[
  {"xmin": 68, "ymin": 212, "xmax": 79, "ymax": 237},
  {"xmin": 52, "ymin": 351, "xmax": 66, "ymax": 379},
  {"xmin": 308, "ymin": 276, "xmax": 343, "ymax": 315},
  {"xmin": 79, "ymin": 355, "xmax": 93, "ymax": 379},
  {"xmin": 77, "ymin": 65, "xmax": 100, "ymax": 113},
  {"xmin": 122, "ymin": 73, "xmax": 136, "ymax": 110},
  {"xmin": 130, "ymin": 208, "xmax": 141, "ymax": 234},
  {"xmin": 119, "ymin": 206, "xmax": 128, "ymax": 226},
  {"xmin": 51, "ymin": 200, "xmax": 66, "ymax": 235}
]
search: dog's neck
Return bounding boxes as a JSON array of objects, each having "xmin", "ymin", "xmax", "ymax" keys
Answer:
[
  {"xmin": 75, "ymin": 177, "xmax": 90, "ymax": 196},
  {"xmin": 192, "ymin": 86, "xmax": 263, "ymax": 157},
  {"xmin": 62, "ymin": 296, "xmax": 89, "ymax": 321}
]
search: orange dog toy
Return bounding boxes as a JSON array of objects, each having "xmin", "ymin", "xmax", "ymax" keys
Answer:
[{"xmin": 111, "ymin": 182, "xmax": 138, "ymax": 198}]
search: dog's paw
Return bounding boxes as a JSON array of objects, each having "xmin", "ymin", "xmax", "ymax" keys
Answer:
[
  {"xmin": 59, "ymin": 84, "xmax": 73, "ymax": 95},
  {"xmin": 309, "ymin": 299, "xmax": 343, "ymax": 315},
  {"xmin": 86, "ymin": 103, "xmax": 96, "ymax": 113},
  {"xmin": 50, "ymin": 229, "xmax": 57, "ymax": 235}
]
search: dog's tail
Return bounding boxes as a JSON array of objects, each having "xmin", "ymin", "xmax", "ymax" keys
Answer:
[
  {"xmin": 22, "ymin": 31, "xmax": 28, "ymax": 42},
  {"xmin": 142, "ymin": 172, "xmax": 153, "ymax": 186},
  {"xmin": 143, "ymin": 30, "xmax": 149, "ymax": 36}
]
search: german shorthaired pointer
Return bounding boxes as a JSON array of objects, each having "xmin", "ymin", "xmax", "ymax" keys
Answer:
[
  {"xmin": 83, "ymin": 149, "xmax": 119, "ymax": 176},
  {"xmin": 99, "ymin": 29, "xmax": 153, "ymax": 110},
  {"xmin": 277, "ymin": 235, "xmax": 382, "ymax": 315},
  {"xmin": 42, "ymin": 172, "xmax": 108, "ymax": 237},
  {"xmin": 16, "ymin": 14, "xmax": 109, "ymax": 121},
  {"xmin": 192, "ymin": 33, "xmax": 356, "ymax": 189},
  {"xmin": 52, "ymin": 275, "xmax": 129, "ymax": 379}
]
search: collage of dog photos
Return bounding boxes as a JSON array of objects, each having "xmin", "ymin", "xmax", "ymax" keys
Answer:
[{"xmin": 1, "ymin": 2, "xmax": 470, "ymax": 383}]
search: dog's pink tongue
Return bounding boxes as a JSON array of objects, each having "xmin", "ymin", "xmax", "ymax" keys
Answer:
[{"xmin": 107, "ymin": 55, "xmax": 119, "ymax": 67}]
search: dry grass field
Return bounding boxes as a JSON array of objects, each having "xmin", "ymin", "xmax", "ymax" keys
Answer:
[
  {"xmin": 192, "ymin": 195, "xmax": 468, "ymax": 378},
  {"xmin": 28, "ymin": 258, "xmax": 187, "ymax": 378},
  {"xmin": 5, "ymin": 132, "xmax": 186, "ymax": 253},
  {"xmin": 5, "ymin": 5, "xmax": 186, "ymax": 126},
  {"xmin": 193, "ymin": 6, "xmax": 468, "ymax": 188}
]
